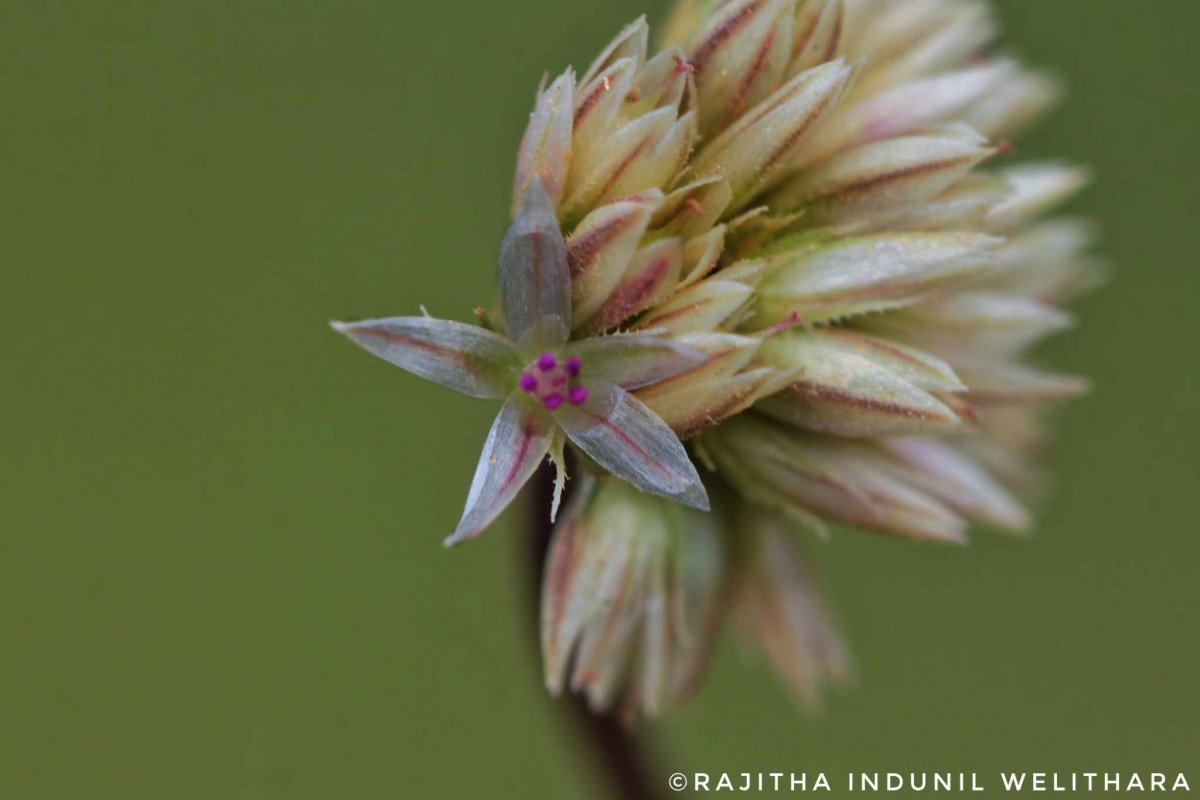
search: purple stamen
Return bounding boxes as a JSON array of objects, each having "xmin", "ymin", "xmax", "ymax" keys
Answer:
[
  {"xmin": 568, "ymin": 386, "xmax": 589, "ymax": 406},
  {"xmin": 543, "ymin": 393, "xmax": 564, "ymax": 411},
  {"xmin": 564, "ymin": 356, "xmax": 582, "ymax": 377},
  {"xmin": 518, "ymin": 372, "xmax": 538, "ymax": 393},
  {"xmin": 537, "ymin": 352, "xmax": 558, "ymax": 371}
]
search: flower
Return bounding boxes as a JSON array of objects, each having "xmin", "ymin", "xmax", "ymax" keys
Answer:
[
  {"xmin": 332, "ymin": 180, "xmax": 709, "ymax": 547},
  {"xmin": 334, "ymin": 0, "xmax": 1099, "ymax": 718}
]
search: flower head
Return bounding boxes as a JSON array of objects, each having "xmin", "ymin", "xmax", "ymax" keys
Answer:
[{"xmin": 334, "ymin": 0, "xmax": 1100, "ymax": 718}]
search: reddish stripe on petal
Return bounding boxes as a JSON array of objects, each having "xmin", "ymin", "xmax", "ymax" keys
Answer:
[
  {"xmin": 691, "ymin": 0, "xmax": 766, "ymax": 74},
  {"xmin": 821, "ymin": 16, "xmax": 843, "ymax": 62},
  {"xmin": 497, "ymin": 417, "xmax": 544, "ymax": 498},
  {"xmin": 570, "ymin": 574, "xmax": 633, "ymax": 689},
  {"xmin": 355, "ymin": 328, "xmax": 481, "ymax": 378},
  {"xmin": 543, "ymin": 515, "xmax": 578, "ymax": 639},
  {"xmin": 575, "ymin": 75, "xmax": 613, "ymax": 126},
  {"xmin": 596, "ymin": 135, "xmax": 654, "ymax": 200},
  {"xmin": 591, "ymin": 253, "xmax": 674, "ymax": 332},
  {"xmin": 357, "ymin": 327, "xmax": 443, "ymax": 354},
  {"xmin": 822, "ymin": 329, "xmax": 935, "ymax": 369},
  {"xmin": 793, "ymin": 9, "xmax": 819, "ymax": 49},
  {"xmin": 672, "ymin": 374, "xmax": 773, "ymax": 438},
  {"xmin": 765, "ymin": 90, "xmax": 837, "ymax": 171},
  {"xmin": 641, "ymin": 296, "xmax": 720, "ymax": 328},
  {"xmin": 567, "ymin": 213, "xmax": 640, "ymax": 277},
  {"xmin": 577, "ymin": 408, "xmax": 675, "ymax": 484},
  {"xmin": 728, "ymin": 26, "xmax": 777, "ymax": 122},
  {"xmin": 820, "ymin": 156, "xmax": 982, "ymax": 203},
  {"xmin": 789, "ymin": 381, "xmax": 952, "ymax": 422}
]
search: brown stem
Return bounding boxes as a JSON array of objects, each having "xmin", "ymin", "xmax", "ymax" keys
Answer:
[{"xmin": 523, "ymin": 458, "xmax": 667, "ymax": 800}]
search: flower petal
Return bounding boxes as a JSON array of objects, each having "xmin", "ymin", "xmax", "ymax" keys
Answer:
[
  {"xmin": 985, "ymin": 162, "xmax": 1092, "ymax": 232},
  {"xmin": 566, "ymin": 334, "xmax": 707, "ymax": 390},
  {"xmin": 445, "ymin": 396, "xmax": 554, "ymax": 546},
  {"xmin": 868, "ymin": 291, "xmax": 1074, "ymax": 359},
  {"xmin": 513, "ymin": 69, "xmax": 574, "ymax": 214},
  {"xmin": 635, "ymin": 332, "xmax": 767, "ymax": 436},
  {"xmin": 500, "ymin": 179, "xmax": 572, "ymax": 346},
  {"xmin": 637, "ymin": 277, "xmax": 755, "ymax": 335},
  {"xmin": 800, "ymin": 59, "xmax": 1015, "ymax": 161},
  {"xmin": 652, "ymin": 176, "xmax": 734, "ymax": 238},
  {"xmin": 579, "ymin": 16, "xmax": 649, "ymax": 88},
  {"xmin": 688, "ymin": 0, "xmax": 797, "ymax": 136},
  {"xmin": 556, "ymin": 381, "xmax": 709, "ymax": 510},
  {"xmin": 331, "ymin": 317, "xmax": 516, "ymax": 398},
  {"xmin": 581, "ymin": 237, "xmax": 684, "ymax": 334},
  {"xmin": 881, "ymin": 438, "xmax": 1030, "ymax": 532},
  {"xmin": 849, "ymin": 0, "xmax": 996, "ymax": 99},
  {"xmin": 966, "ymin": 68, "xmax": 1061, "ymax": 139},
  {"xmin": 787, "ymin": 0, "xmax": 844, "ymax": 76},
  {"xmin": 692, "ymin": 58, "xmax": 856, "ymax": 212},
  {"xmin": 755, "ymin": 231, "xmax": 1000, "ymax": 325},
  {"xmin": 563, "ymin": 107, "xmax": 696, "ymax": 219},
  {"xmin": 756, "ymin": 329, "xmax": 964, "ymax": 437},
  {"xmin": 770, "ymin": 125, "xmax": 996, "ymax": 226},
  {"xmin": 706, "ymin": 417, "xmax": 968, "ymax": 543},
  {"xmin": 734, "ymin": 506, "xmax": 852, "ymax": 711},
  {"xmin": 955, "ymin": 359, "xmax": 1090, "ymax": 404},
  {"xmin": 567, "ymin": 191, "xmax": 663, "ymax": 323}
]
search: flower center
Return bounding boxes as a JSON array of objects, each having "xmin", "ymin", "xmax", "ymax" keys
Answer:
[{"xmin": 518, "ymin": 352, "xmax": 588, "ymax": 411}]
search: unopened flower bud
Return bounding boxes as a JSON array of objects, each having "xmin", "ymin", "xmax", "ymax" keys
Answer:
[
  {"xmin": 513, "ymin": 69, "xmax": 574, "ymax": 215},
  {"xmin": 567, "ymin": 191, "xmax": 663, "ymax": 323},
  {"xmin": 756, "ymin": 328, "xmax": 966, "ymax": 437},
  {"xmin": 754, "ymin": 231, "xmax": 999, "ymax": 325},
  {"xmin": 541, "ymin": 477, "xmax": 727, "ymax": 717},
  {"xmin": 770, "ymin": 124, "xmax": 996, "ymax": 229},
  {"xmin": 732, "ymin": 505, "xmax": 851, "ymax": 710},
  {"xmin": 706, "ymin": 415, "xmax": 969, "ymax": 542}
]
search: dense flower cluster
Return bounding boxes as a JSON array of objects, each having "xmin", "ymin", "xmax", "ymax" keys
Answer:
[{"xmin": 334, "ymin": 0, "xmax": 1098, "ymax": 719}]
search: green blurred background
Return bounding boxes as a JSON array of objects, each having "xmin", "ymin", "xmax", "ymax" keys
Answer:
[{"xmin": 2, "ymin": 1, "xmax": 1197, "ymax": 797}]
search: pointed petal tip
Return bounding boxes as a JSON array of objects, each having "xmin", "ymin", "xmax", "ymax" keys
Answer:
[
  {"xmin": 682, "ymin": 485, "xmax": 711, "ymax": 512},
  {"xmin": 442, "ymin": 528, "xmax": 474, "ymax": 548}
]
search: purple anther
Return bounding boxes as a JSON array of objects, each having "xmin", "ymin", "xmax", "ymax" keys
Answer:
[
  {"xmin": 537, "ymin": 352, "xmax": 558, "ymax": 371},
  {"xmin": 518, "ymin": 372, "xmax": 538, "ymax": 393},
  {"xmin": 543, "ymin": 393, "xmax": 565, "ymax": 411},
  {"xmin": 568, "ymin": 386, "xmax": 589, "ymax": 406},
  {"xmin": 564, "ymin": 355, "xmax": 582, "ymax": 377}
]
